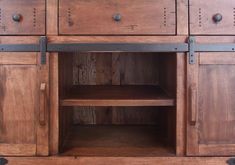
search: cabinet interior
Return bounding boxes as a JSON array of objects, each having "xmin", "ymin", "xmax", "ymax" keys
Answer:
[{"xmin": 58, "ymin": 52, "xmax": 177, "ymax": 156}]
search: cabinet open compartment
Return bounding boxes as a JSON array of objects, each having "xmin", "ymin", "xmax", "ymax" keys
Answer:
[{"xmin": 58, "ymin": 52, "xmax": 177, "ymax": 156}]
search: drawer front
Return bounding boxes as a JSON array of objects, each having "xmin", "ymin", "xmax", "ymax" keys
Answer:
[
  {"xmin": 59, "ymin": 0, "xmax": 176, "ymax": 35},
  {"xmin": 0, "ymin": 0, "xmax": 45, "ymax": 35},
  {"xmin": 190, "ymin": 0, "xmax": 235, "ymax": 35}
]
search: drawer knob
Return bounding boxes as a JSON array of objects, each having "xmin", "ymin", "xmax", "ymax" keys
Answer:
[
  {"xmin": 113, "ymin": 13, "xmax": 122, "ymax": 22},
  {"xmin": 213, "ymin": 13, "xmax": 223, "ymax": 23},
  {"xmin": 12, "ymin": 14, "xmax": 22, "ymax": 22}
]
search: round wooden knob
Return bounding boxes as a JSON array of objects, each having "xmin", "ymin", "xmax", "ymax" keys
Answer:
[
  {"xmin": 12, "ymin": 14, "xmax": 22, "ymax": 22},
  {"xmin": 113, "ymin": 13, "xmax": 122, "ymax": 22},
  {"xmin": 213, "ymin": 13, "xmax": 223, "ymax": 23}
]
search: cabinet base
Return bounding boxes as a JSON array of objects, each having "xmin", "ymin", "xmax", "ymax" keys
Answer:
[{"xmin": 1, "ymin": 157, "xmax": 234, "ymax": 165}]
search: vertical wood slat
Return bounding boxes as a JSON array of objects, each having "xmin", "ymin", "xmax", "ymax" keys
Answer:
[
  {"xmin": 176, "ymin": 53, "xmax": 186, "ymax": 156},
  {"xmin": 186, "ymin": 53, "xmax": 199, "ymax": 155},
  {"xmin": 177, "ymin": 0, "xmax": 188, "ymax": 35},
  {"xmin": 47, "ymin": 0, "xmax": 58, "ymax": 35},
  {"xmin": 49, "ymin": 53, "xmax": 59, "ymax": 155}
]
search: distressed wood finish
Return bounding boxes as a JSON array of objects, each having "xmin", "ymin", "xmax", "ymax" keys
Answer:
[
  {"xmin": 1, "ymin": 157, "xmax": 234, "ymax": 165},
  {"xmin": 59, "ymin": 0, "xmax": 176, "ymax": 35},
  {"xmin": 187, "ymin": 52, "xmax": 235, "ymax": 156},
  {"xmin": 190, "ymin": 0, "xmax": 235, "ymax": 35},
  {"xmin": 0, "ymin": 52, "xmax": 49, "ymax": 156},
  {"xmin": 0, "ymin": 0, "xmax": 45, "ymax": 35},
  {"xmin": 47, "ymin": 0, "xmax": 58, "ymax": 35}
]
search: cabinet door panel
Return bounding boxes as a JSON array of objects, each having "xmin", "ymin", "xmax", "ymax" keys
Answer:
[
  {"xmin": 0, "ymin": 53, "xmax": 49, "ymax": 156},
  {"xmin": 187, "ymin": 52, "xmax": 235, "ymax": 156}
]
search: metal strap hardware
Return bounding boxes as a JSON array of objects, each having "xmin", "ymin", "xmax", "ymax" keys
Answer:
[
  {"xmin": 227, "ymin": 158, "xmax": 235, "ymax": 165},
  {"xmin": 188, "ymin": 36, "xmax": 195, "ymax": 64},
  {"xmin": 0, "ymin": 158, "xmax": 8, "ymax": 165},
  {"xmin": 39, "ymin": 36, "xmax": 47, "ymax": 65},
  {"xmin": 0, "ymin": 36, "xmax": 235, "ymax": 65}
]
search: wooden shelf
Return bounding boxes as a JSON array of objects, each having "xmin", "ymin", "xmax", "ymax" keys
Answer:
[
  {"xmin": 61, "ymin": 125, "xmax": 175, "ymax": 156},
  {"xmin": 60, "ymin": 85, "xmax": 175, "ymax": 107}
]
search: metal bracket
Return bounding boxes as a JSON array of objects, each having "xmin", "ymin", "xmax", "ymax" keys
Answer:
[
  {"xmin": 39, "ymin": 36, "xmax": 47, "ymax": 65},
  {"xmin": 227, "ymin": 158, "xmax": 235, "ymax": 165},
  {"xmin": 188, "ymin": 36, "xmax": 195, "ymax": 64},
  {"xmin": 0, "ymin": 158, "xmax": 8, "ymax": 165}
]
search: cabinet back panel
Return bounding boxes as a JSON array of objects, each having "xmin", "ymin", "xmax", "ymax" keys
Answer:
[{"xmin": 72, "ymin": 53, "xmax": 160, "ymax": 124}]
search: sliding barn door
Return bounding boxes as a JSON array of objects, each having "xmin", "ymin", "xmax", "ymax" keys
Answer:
[
  {"xmin": 0, "ymin": 52, "xmax": 49, "ymax": 156},
  {"xmin": 187, "ymin": 52, "xmax": 235, "ymax": 156}
]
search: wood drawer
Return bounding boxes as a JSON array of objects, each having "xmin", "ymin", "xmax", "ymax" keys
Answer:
[
  {"xmin": 0, "ymin": 0, "xmax": 45, "ymax": 35},
  {"xmin": 190, "ymin": 0, "xmax": 235, "ymax": 35},
  {"xmin": 59, "ymin": 0, "xmax": 176, "ymax": 35}
]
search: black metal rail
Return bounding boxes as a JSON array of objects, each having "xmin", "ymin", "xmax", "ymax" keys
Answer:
[{"xmin": 0, "ymin": 36, "xmax": 235, "ymax": 64}]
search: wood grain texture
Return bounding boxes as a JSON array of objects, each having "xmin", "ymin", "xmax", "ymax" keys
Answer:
[
  {"xmin": 61, "ymin": 125, "xmax": 174, "ymax": 156},
  {"xmin": 2, "ymin": 157, "xmax": 234, "ymax": 165},
  {"xmin": 59, "ymin": 0, "xmax": 176, "ymax": 35},
  {"xmin": 0, "ymin": 53, "xmax": 37, "ymax": 65},
  {"xmin": 176, "ymin": 53, "xmax": 186, "ymax": 156},
  {"xmin": 36, "ymin": 53, "xmax": 49, "ymax": 156},
  {"xmin": 187, "ymin": 52, "xmax": 235, "ymax": 156},
  {"xmin": 190, "ymin": 0, "xmax": 235, "ymax": 35},
  {"xmin": 0, "ymin": 144, "xmax": 36, "ymax": 156},
  {"xmin": 177, "ymin": 0, "xmax": 188, "ymax": 35},
  {"xmin": 199, "ymin": 53, "xmax": 235, "ymax": 65},
  {"xmin": 61, "ymin": 85, "xmax": 175, "ymax": 107},
  {"xmin": 186, "ymin": 53, "xmax": 199, "ymax": 155},
  {"xmin": 48, "ymin": 36, "xmax": 187, "ymax": 43},
  {"xmin": 47, "ymin": 0, "xmax": 58, "ymax": 35},
  {"xmin": 49, "ymin": 53, "xmax": 59, "ymax": 155},
  {"xmin": 0, "ymin": 65, "xmax": 37, "ymax": 155},
  {"xmin": 0, "ymin": 0, "xmax": 45, "ymax": 35}
]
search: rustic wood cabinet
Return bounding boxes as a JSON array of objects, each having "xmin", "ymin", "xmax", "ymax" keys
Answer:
[{"xmin": 0, "ymin": 0, "xmax": 234, "ymax": 165}]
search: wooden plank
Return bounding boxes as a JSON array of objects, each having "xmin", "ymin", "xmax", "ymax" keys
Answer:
[
  {"xmin": 59, "ymin": 0, "xmax": 175, "ymax": 35},
  {"xmin": 48, "ymin": 36, "xmax": 187, "ymax": 44},
  {"xmin": 60, "ymin": 85, "xmax": 175, "ymax": 107},
  {"xmin": 36, "ymin": 53, "xmax": 49, "ymax": 156},
  {"xmin": 0, "ymin": 36, "xmax": 39, "ymax": 44},
  {"xmin": 49, "ymin": 53, "xmax": 59, "ymax": 155},
  {"xmin": 186, "ymin": 53, "xmax": 199, "ymax": 155},
  {"xmin": 0, "ymin": 144, "xmax": 36, "ymax": 156},
  {"xmin": 199, "ymin": 144, "xmax": 235, "ymax": 156},
  {"xmin": 199, "ymin": 53, "xmax": 235, "ymax": 65},
  {"xmin": 177, "ymin": 0, "xmax": 188, "ymax": 35},
  {"xmin": 176, "ymin": 53, "xmax": 186, "ymax": 156},
  {"xmin": 47, "ymin": 0, "xmax": 58, "ymax": 35},
  {"xmin": 0, "ymin": 53, "xmax": 37, "ymax": 65},
  {"xmin": 2, "ymin": 156, "xmax": 234, "ymax": 165}
]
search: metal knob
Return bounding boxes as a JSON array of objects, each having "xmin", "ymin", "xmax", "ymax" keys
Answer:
[
  {"xmin": 12, "ymin": 14, "xmax": 22, "ymax": 22},
  {"xmin": 113, "ymin": 13, "xmax": 121, "ymax": 22},
  {"xmin": 212, "ymin": 13, "xmax": 223, "ymax": 23}
]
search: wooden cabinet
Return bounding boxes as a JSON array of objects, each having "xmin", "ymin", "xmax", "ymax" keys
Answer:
[
  {"xmin": 59, "ymin": 0, "xmax": 176, "ymax": 35},
  {"xmin": 190, "ymin": 0, "xmax": 235, "ymax": 35},
  {"xmin": 0, "ymin": 53, "xmax": 49, "ymax": 156},
  {"xmin": 0, "ymin": 0, "xmax": 46, "ymax": 35},
  {"xmin": 187, "ymin": 52, "xmax": 235, "ymax": 156}
]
